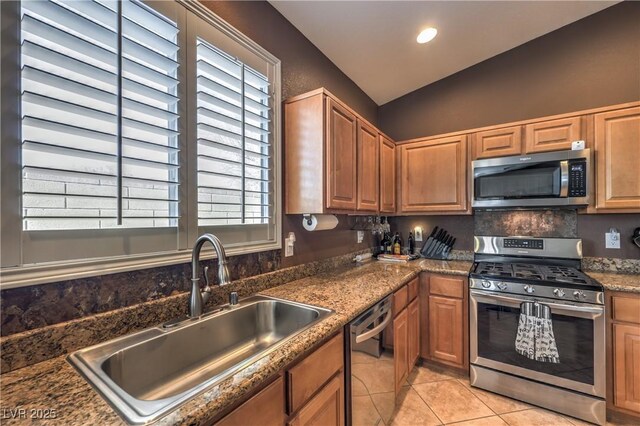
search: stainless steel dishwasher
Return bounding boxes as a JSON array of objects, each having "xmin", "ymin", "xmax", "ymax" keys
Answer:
[{"xmin": 345, "ymin": 295, "xmax": 393, "ymax": 426}]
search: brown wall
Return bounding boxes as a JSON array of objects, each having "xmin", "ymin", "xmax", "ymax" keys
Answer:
[
  {"xmin": 201, "ymin": 1, "xmax": 378, "ymax": 267},
  {"xmin": 378, "ymin": 1, "xmax": 640, "ymax": 141}
]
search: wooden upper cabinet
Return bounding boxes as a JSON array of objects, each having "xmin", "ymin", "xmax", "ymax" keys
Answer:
[
  {"xmin": 379, "ymin": 135, "xmax": 396, "ymax": 213},
  {"xmin": 594, "ymin": 107, "xmax": 640, "ymax": 211},
  {"xmin": 356, "ymin": 120, "xmax": 379, "ymax": 212},
  {"xmin": 524, "ymin": 116, "xmax": 582, "ymax": 153},
  {"xmin": 326, "ymin": 98, "xmax": 358, "ymax": 211},
  {"xmin": 400, "ymin": 135, "xmax": 468, "ymax": 213},
  {"xmin": 474, "ymin": 126, "xmax": 522, "ymax": 159}
]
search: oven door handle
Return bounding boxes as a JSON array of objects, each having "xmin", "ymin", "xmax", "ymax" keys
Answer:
[
  {"xmin": 560, "ymin": 160, "xmax": 569, "ymax": 197},
  {"xmin": 355, "ymin": 309, "xmax": 393, "ymax": 344},
  {"xmin": 470, "ymin": 290, "xmax": 604, "ymax": 314}
]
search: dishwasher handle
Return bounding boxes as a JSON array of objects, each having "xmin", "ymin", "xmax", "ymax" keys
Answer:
[{"xmin": 355, "ymin": 309, "xmax": 393, "ymax": 344}]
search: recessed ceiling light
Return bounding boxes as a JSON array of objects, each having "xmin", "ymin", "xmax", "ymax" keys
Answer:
[{"xmin": 417, "ymin": 27, "xmax": 438, "ymax": 44}]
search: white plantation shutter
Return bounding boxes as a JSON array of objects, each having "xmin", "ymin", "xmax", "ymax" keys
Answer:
[
  {"xmin": 196, "ymin": 39, "xmax": 272, "ymax": 227},
  {"xmin": 20, "ymin": 0, "xmax": 180, "ymax": 230}
]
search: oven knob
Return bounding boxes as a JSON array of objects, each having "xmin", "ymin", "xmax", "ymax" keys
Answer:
[
  {"xmin": 481, "ymin": 280, "xmax": 492, "ymax": 289},
  {"xmin": 553, "ymin": 288, "xmax": 565, "ymax": 297},
  {"xmin": 524, "ymin": 285, "xmax": 535, "ymax": 294},
  {"xmin": 573, "ymin": 290, "xmax": 586, "ymax": 299},
  {"xmin": 497, "ymin": 282, "xmax": 508, "ymax": 291}
]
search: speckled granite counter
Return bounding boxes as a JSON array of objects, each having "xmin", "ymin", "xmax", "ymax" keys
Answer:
[
  {"xmin": 0, "ymin": 259, "xmax": 470, "ymax": 426},
  {"xmin": 587, "ymin": 271, "xmax": 640, "ymax": 294}
]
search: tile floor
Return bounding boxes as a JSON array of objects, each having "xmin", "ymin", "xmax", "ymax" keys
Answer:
[{"xmin": 353, "ymin": 360, "xmax": 634, "ymax": 426}]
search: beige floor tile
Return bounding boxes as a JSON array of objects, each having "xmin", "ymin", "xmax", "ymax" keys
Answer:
[
  {"xmin": 413, "ymin": 380, "xmax": 494, "ymax": 424},
  {"xmin": 371, "ymin": 391, "xmax": 397, "ymax": 425},
  {"xmin": 408, "ymin": 363, "xmax": 464, "ymax": 385},
  {"xmin": 448, "ymin": 416, "xmax": 509, "ymax": 426},
  {"xmin": 500, "ymin": 408, "xmax": 576, "ymax": 426},
  {"xmin": 353, "ymin": 350, "xmax": 380, "ymax": 365},
  {"xmin": 352, "ymin": 395, "xmax": 383, "ymax": 426},
  {"xmin": 390, "ymin": 387, "xmax": 442, "ymax": 426},
  {"xmin": 352, "ymin": 361, "xmax": 395, "ymax": 394},
  {"xmin": 458, "ymin": 379, "xmax": 530, "ymax": 414},
  {"xmin": 353, "ymin": 375, "xmax": 369, "ymax": 397}
]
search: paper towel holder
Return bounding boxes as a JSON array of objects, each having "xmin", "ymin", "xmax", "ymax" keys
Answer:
[{"xmin": 302, "ymin": 214, "xmax": 339, "ymax": 231}]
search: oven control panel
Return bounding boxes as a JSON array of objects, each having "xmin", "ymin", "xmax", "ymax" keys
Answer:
[
  {"xmin": 469, "ymin": 278, "xmax": 604, "ymax": 305},
  {"xmin": 503, "ymin": 239, "xmax": 544, "ymax": 250}
]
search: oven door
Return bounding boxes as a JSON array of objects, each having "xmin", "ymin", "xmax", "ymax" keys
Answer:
[{"xmin": 470, "ymin": 290, "xmax": 605, "ymax": 398}]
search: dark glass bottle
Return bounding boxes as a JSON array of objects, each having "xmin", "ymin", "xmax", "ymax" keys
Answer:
[
  {"xmin": 408, "ymin": 232, "xmax": 415, "ymax": 254},
  {"xmin": 393, "ymin": 232, "xmax": 402, "ymax": 255}
]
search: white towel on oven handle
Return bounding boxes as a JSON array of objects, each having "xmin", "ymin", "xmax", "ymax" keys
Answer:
[
  {"xmin": 515, "ymin": 302, "xmax": 560, "ymax": 363},
  {"xmin": 515, "ymin": 302, "xmax": 536, "ymax": 360}
]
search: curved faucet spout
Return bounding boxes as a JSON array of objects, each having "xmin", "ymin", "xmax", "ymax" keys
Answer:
[{"xmin": 189, "ymin": 233, "xmax": 231, "ymax": 318}]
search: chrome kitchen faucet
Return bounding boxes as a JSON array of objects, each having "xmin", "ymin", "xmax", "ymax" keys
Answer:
[{"xmin": 189, "ymin": 233, "xmax": 231, "ymax": 318}]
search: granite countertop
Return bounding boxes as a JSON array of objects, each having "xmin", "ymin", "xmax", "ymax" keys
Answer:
[
  {"xmin": 0, "ymin": 259, "xmax": 470, "ymax": 426},
  {"xmin": 587, "ymin": 271, "xmax": 640, "ymax": 294}
]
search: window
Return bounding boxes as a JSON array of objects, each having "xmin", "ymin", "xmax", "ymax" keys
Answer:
[
  {"xmin": 21, "ymin": 0, "xmax": 180, "ymax": 230},
  {"xmin": 0, "ymin": 0, "xmax": 281, "ymax": 287}
]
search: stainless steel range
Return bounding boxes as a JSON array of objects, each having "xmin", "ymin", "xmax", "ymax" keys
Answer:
[{"xmin": 469, "ymin": 236, "xmax": 605, "ymax": 425}]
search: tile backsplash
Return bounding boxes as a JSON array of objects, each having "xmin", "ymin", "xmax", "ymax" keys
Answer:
[{"xmin": 474, "ymin": 209, "xmax": 578, "ymax": 238}]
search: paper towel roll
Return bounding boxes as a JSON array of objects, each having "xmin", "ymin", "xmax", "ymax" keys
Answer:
[{"xmin": 302, "ymin": 214, "xmax": 339, "ymax": 231}]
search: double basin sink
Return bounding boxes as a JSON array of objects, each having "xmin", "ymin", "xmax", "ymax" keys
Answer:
[{"xmin": 68, "ymin": 295, "xmax": 332, "ymax": 424}]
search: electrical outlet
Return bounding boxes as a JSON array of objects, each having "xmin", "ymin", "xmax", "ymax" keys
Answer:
[
  {"xmin": 605, "ymin": 229, "xmax": 620, "ymax": 249},
  {"xmin": 357, "ymin": 231, "xmax": 364, "ymax": 244},
  {"xmin": 285, "ymin": 232, "xmax": 295, "ymax": 257},
  {"xmin": 415, "ymin": 227, "xmax": 423, "ymax": 242}
]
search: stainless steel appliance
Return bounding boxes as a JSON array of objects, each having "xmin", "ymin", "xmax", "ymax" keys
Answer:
[
  {"xmin": 472, "ymin": 149, "xmax": 592, "ymax": 208},
  {"xmin": 346, "ymin": 295, "xmax": 393, "ymax": 425},
  {"xmin": 469, "ymin": 236, "xmax": 606, "ymax": 425}
]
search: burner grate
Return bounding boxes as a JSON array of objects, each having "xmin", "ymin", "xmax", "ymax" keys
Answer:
[{"xmin": 473, "ymin": 261, "xmax": 595, "ymax": 287}]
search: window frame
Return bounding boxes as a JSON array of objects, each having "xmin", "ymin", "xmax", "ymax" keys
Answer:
[{"xmin": 0, "ymin": 0, "xmax": 282, "ymax": 289}]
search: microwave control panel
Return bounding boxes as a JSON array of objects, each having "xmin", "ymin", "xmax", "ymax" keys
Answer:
[{"xmin": 568, "ymin": 160, "xmax": 587, "ymax": 197}]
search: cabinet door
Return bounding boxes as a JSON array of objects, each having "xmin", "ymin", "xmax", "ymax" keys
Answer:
[
  {"xmin": 356, "ymin": 121, "xmax": 379, "ymax": 212},
  {"xmin": 400, "ymin": 136, "xmax": 468, "ymax": 213},
  {"xmin": 325, "ymin": 98, "xmax": 357, "ymax": 211},
  {"xmin": 288, "ymin": 373, "xmax": 344, "ymax": 426},
  {"xmin": 525, "ymin": 117, "xmax": 581, "ymax": 153},
  {"xmin": 594, "ymin": 107, "xmax": 640, "ymax": 211},
  {"xmin": 379, "ymin": 135, "xmax": 396, "ymax": 213},
  {"xmin": 408, "ymin": 298, "xmax": 420, "ymax": 369},
  {"xmin": 613, "ymin": 323, "xmax": 640, "ymax": 414},
  {"xmin": 217, "ymin": 377, "xmax": 285, "ymax": 426},
  {"xmin": 394, "ymin": 308, "xmax": 409, "ymax": 395},
  {"xmin": 474, "ymin": 126, "xmax": 522, "ymax": 159},
  {"xmin": 429, "ymin": 296, "xmax": 463, "ymax": 367}
]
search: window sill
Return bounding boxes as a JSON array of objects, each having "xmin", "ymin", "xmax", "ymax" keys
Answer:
[{"xmin": 0, "ymin": 240, "xmax": 281, "ymax": 290}]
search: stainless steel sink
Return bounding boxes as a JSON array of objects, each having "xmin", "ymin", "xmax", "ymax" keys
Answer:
[{"xmin": 68, "ymin": 295, "xmax": 332, "ymax": 424}]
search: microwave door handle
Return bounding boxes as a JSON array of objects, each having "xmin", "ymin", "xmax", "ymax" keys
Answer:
[
  {"xmin": 470, "ymin": 290, "xmax": 604, "ymax": 315},
  {"xmin": 560, "ymin": 160, "xmax": 569, "ymax": 197},
  {"xmin": 355, "ymin": 309, "xmax": 392, "ymax": 344}
]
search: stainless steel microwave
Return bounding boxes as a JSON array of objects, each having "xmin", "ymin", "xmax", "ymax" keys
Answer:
[{"xmin": 472, "ymin": 149, "xmax": 592, "ymax": 208}]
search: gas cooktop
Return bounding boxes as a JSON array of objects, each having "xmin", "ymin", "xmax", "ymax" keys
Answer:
[{"xmin": 470, "ymin": 261, "xmax": 602, "ymax": 290}]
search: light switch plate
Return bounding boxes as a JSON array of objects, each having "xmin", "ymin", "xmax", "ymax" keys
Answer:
[
  {"xmin": 415, "ymin": 227, "xmax": 423, "ymax": 242},
  {"xmin": 357, "ymin": 231, "xmax": 364, "ymax": 244},
  {"xmin": 285, "ymin": 232, "xmax": 295, "ymax": 257},
  {"xmin": 605, "ymin": 230, "xmax": 620, "ymax": 249}
]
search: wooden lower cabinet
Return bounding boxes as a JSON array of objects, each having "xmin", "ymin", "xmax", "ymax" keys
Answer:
[
  {"xmin": 288, "ymin": 373, "xmax": 344, "ymax": 426},
  {"xmin": 217, "ymin": 377, "xmax": 285, "ymax": 426},
  {"xmin": 394, "ymin": 308, "xmax": 409, "ymax": 395},
  {"xmin": 609, "ymin": 292, "xmax": 640, "ymax": 419},
  {"xmin": 420, "ymin": 273, "xmax": 468, "ymax": 370},
  {"xmin": 408, "ymin": 298, "xmax": 420, "ymax": 368}
]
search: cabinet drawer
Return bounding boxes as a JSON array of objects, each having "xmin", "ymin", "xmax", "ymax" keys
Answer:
[
  {"xmin": 408, "ymin": 278, "xmax": 418, "ymax": 301},
  {"xmin": 393, "ymin": 285, "xmax": 408, "ymax": 315},
  {"xmin": 288, "ymin": 373, "xmax": 344, "ymax": 426},
  {"xmin": 613, "ymin": 296, "xmax": 640, "ymax": 324},
  {"xmin": 429, "ymin": 275, "xmax": 464, "ymax": 299},
  {"xmin": 287, "ymin": 332, "xmax": 343, "ymax": 414},
  {"xmin": 217, "ymin": 376, "xmax": 285, "ymax": 426}
]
